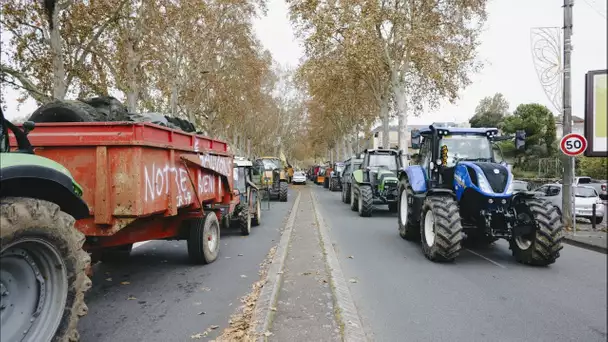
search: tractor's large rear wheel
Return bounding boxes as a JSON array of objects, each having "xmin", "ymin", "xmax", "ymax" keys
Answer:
[
  {"xmin": 398, "ymin": 181, "xmax": 420, "ymax": 241},
  {"xmin": 510, "ymin": 199, "xmax": 563, "ymax": 266},
  {"xmin": 187, "ymin": 212, "xmax": 220, "ymax": 264},
  {"xmin": 420, "ymin": 196, "xmax": 463, "ymax": 262},
  {"xmin": 0, "ymin": 197, "xmax": 91, "ymax": 342},
  {"xmin": 278, "ymin": 182, "xmax": 288, "ymax": 202},
  {"xmin": 358, "ymin": 185, "xmax": 373, "ymax": 217}
]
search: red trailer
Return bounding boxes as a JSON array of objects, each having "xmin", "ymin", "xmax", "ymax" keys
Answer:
[{"xmin": 9, "ymin": 121, "xmax": 234, "ymax": 264}]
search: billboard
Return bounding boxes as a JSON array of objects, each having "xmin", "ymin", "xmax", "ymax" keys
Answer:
[{"xmin": 584, "ymin": 69, "xmax": 607, "ymax": 157}]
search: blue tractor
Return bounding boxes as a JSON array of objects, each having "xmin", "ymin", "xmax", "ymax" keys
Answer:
[{"xmin": 397, "ymin": 125, "xmax": 563, "ymax": 266}]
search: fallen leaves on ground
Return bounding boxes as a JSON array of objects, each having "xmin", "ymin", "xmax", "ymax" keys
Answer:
[
  {"xmin": 349, "ymin": 278, "xmax": 358, "ymax": 283},
  {"xmin": 348, "ymin": 255, "xmax": 354, "ymax": 259},
  {"xmin": 121, "ymin": 281, "xmax": 131, "ymax": 285},
  {"xmin": 214, "ymin": 246, "xmax": 277, "ymax": 341},
  {"xmin": 191, "ymin": 333, "xmax": 204, "ymax": 339},
  {"xmin": 127, "ymin": 296, "xmax": 137, "ymax": 300},
  {"xmin": 105, "ymin": 278, "xmax": 112, "ymax": 281}
]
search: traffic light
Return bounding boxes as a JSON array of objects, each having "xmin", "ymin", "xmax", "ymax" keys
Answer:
[{"xmin": 515, "ymin": 130, "xmax": 526, "ymax": 150}]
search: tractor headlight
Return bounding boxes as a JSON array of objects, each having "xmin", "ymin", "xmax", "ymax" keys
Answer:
[{"xmin": 477, "ymin": 174, "xmax": 494, "ymax": 194}]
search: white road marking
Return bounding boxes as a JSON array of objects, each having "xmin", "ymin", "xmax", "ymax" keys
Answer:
[
  {"xmin": 133, "ymin": 241, "xmax": 151, "ymax": 249},
  {"xmin": 465, "ymin": 248, "xmax": 507, "ymax": 269}
]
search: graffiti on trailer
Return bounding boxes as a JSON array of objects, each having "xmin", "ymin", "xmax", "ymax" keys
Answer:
[
  {"xmin": 144, "ymin": 163, "xmax": 193, "ymax": 206},
  {"xmin": 198, "ymin": 153, "xmax": 232, "ymax": 177}
]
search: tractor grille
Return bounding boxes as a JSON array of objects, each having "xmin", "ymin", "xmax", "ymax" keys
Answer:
[{"xmin": 474, "ymin": 162, "xmax": 508, "ymax": 193}]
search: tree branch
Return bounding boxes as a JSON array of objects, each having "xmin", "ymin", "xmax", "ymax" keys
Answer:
[{"xmin": 0, "ymin": 64, "xmax": 51, "ymax": 103}]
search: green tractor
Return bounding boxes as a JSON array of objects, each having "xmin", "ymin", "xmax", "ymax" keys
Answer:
[
  {"xmin": 350, "ymin": 149, "xmax": 402, "ymax": 217},
  {"xmin": 0, "ymin": 109, "xmax": 91, "ymax": 341}
]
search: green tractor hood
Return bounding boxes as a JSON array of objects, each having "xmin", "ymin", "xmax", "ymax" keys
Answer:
[{"xmin": 376, "ymin": 169, "xmax": 399, "ymax": 191}]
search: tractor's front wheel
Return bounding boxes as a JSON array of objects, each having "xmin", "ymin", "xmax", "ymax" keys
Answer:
[
  {"xmin": 350, "ymin": 185, "xmax": 358, "ymax": 211},
  {"xmin": 323, "ymin": 178, "xmax": 329, "ymax": 189},
  {"xmin": 0, "ymin": 197, "xmax": 91, "ymax": 342},
  {"xmin": 343, "ymin": 183, "xmax": 351, "ymax": 204},
  {"xmin": 238, "ymin": 205, "xmax": 251, "ymax": 236},
  {"xmin": 358, "ymin": 185, "xmax": 373, "ymax": 217},
  {"xmin": 510, "ymin": 199, "xmax": 563, "ymax": 266},
  {"xmin": 420, "ymin": 196, "xmax": 463, "ymax": 262},
  {"xmin": 398, "ymin": 181, "xmax": 420, "ymax": 241},
  {"xmin": 251, "ymin": 194, "xmax": 262, "ymax": 226},
  {"xmin": 278, "ymin": 182, "xmax": 288, "ymax": 202}
]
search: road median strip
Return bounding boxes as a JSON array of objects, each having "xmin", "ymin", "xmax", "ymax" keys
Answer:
[
  {"xmin": 250, "ymin": 190, "xmax": 302, "ymax": 340},
  {"xmin": 311, "ymin": 189, "xmax": 368, "ymax": 342}
]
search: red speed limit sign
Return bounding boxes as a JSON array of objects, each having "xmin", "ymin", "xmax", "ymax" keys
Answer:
[{"xmin": 560, "ymin": 133, "xmax": 588, "ymax": 156}]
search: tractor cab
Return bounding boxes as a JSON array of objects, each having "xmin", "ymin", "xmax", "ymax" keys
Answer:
[
  {"xmin": 364, "ymin": 149, "xmax": 402, "ymax": 191},
  {"xmin": 412, "ymin": 126, "xmax": 509, "ymax": 193}
]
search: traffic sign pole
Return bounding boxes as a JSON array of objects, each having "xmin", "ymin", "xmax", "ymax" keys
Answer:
[{"xmin": 559, "ymin": 133, "xmax": 587, "ymax": 233}]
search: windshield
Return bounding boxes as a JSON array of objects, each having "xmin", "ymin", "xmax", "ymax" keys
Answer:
[
  {"xmin": 368, "ymin": 154, "xmax": 398, "ymax": 170},
  {"xmin": 335, "ymin": 165, "xmax": 345, "ymax": 173},
  {"xmin": 575, "ymin": 187, "xmax": 597, "ymax": 198},
  {"xmin": 261, "ymin": 159, "xmax": 281, "ymax": 170},
  {"xmin": 439, "ymin": 135, "xmax": 492, "ymax": 167},
  {"xmin": 294, "ymin": 171, "xmax": 305, "ymax": 177}
]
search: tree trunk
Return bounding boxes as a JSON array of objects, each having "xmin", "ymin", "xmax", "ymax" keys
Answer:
[
  {"xmin": 380, "ymin": 95, "xmax": 390, "ymax": 148},
  {"xmin": 170, "ymin": 82, "xmax": 179, "ymax": 115},
  {"xmin": 49, "ymin": 8, "xmax": 66, "ymax": 99},
  {"xmin": 392, "ymin": 68, "xmax": 409, "ymax": 166},
  {"xmin": 125, "ymin": 40, "xmax": 138, "ymax": 112}
]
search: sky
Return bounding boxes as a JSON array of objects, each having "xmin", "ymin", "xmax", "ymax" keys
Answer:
[{"xmin": 3, "ymin": 0, "xmax": 607, "ymax": 126}]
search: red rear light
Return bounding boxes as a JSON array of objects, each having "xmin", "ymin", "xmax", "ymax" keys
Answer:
[{"xmin": 602, "ymin": 184, "xmax": 606, "ymax": 191}]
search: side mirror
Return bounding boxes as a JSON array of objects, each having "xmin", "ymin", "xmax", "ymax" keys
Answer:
[
  {"xmin": 22, "ymin": 121, "xmax": 35, "ymax": 135},
  {"xmin": 411, "ymin": 132, "xmax": 421, "ymax": 150}
]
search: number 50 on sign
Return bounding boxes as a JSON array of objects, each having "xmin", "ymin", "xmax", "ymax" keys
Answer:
[{"xmin": 560, "ymin": 133, "xmax": 588, "ymax": 156}]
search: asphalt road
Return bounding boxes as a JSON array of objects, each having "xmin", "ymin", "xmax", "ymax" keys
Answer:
[
  {"xmin": 79, "ymin": 194, "xmax": 294, "ymax": 342},
  {"xmin": 312, "ymin": 185, "xmax": 608, "ymax": 342}
]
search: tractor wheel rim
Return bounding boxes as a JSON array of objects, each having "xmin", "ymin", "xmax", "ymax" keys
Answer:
[
  {"xmin": 350, "ymin": 186, "xmax": 354, "ymax": 206},
  {"xmin": 207, "ymin": 222, "xmax": 219, "ymax": 252},
  {"xmin": 247, "ymin": 210, "xmax": 251, "ymax": 232},
  {"xmin": 400, "ymin": 189, "xmax": 408, "ymax": 225},
  {"xmin": 515, "ymin": 213, "xmax": 533, "ymax": 250},
  {"xmin": 1, "ymin": 238, "xmax": 68, "ymax": 342},
  {"xmin": 358, "ymin": 191, "xmax": 362, "ymax": 211},
  {"xmin": 424, "ymin": 210, "xmax": 436, "ymax": 246}
]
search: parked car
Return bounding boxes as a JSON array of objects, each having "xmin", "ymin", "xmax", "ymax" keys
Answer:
[
  {"xmin": 556, "ymin": 177, "xmax": 607, "ymax": 200},
  {"xmin": 292, "ymin": 171, "xmax": 307, "ymax": 184},
  {"xmin": 510, "ymin": 180, "xmax": 531, "ymax": 193},
  {"xmin": 535, "ymin": 183, "xmax": 605, "ymax": 224}
]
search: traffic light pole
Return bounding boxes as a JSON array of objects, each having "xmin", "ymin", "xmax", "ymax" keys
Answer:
[{"xmin": 562, "ymin": 0, "xmax": 574, "ymax": 230}]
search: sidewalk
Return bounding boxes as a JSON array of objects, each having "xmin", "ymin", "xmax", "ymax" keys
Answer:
[
  {"xmin": 268, "ymin": 188, "xmax": 341, "ymax": 341},
  {"xmin": 563, "ymin": 225, "xmax": 607, "ymax": 254}
]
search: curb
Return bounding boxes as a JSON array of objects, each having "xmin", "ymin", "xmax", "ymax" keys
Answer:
[
  {"xmin": 251, "ymin": 190, "xmax": 301, "ymax": 341},
  {"xmin": 563, "ymin": 235, "xmax": 607, "ymax": 254},
  {"xmin": 311, "ymin": 190, "xmax": 368, "ymax": 342}
]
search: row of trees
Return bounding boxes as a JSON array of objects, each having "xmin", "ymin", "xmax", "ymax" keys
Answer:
[
  {"xmin": 288, "ymin": 0, "xmax": 488, "ymax": 163},
  {"xmin": 1, "ymin": 0, "xmax": 306, "ymax": 159}
]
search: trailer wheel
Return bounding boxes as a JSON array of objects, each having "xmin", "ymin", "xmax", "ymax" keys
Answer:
[
  {"xmin": 98, "ymin": 244, "xmax": 133, "ymax": 263},
  {"xmin": 278, "ymin": 182, "xmax": 288, "ymax": 202},
  {"xmin": 323, "ymin": 178, "xmax": 329, "ymax": 189},
  {"xmin": 510, "ymin": 199, "xmax": 563, "ymax": 266},
  {"xmin": 398, "ymin": 181, "xmax": 420, "ymax": 241},
  {"xmin": 358, "ymin": 185, "xmax": 373, "ymax": 217},
  {"xmin": 187, "ymin": 212, "xmax": 220, "ymax": 264},
  {"xmin": 251, "ymin": 195, "xmax": 262, "ymax": 226},
  {"xmin": 341, "ymin": 184, "xmax": 347, "ymax": 203},
  {"xmin": 420, "ymin": 196, "xmax": 463, "ymax": 262},
  {"xmin": 0, "ymin": 197, "xmax": 91, "ymax": 342},
  {"xmin": 238, "ymin": 205, "xmax": 251, "ymax": 236}
]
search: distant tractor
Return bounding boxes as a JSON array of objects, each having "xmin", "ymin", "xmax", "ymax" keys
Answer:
[
  {"xmin": 224, "ymin": 157, "xmax": 263, "ymax": 235},
  {"xmin": 397, "ymin": 125, "xmax": 563, "ymax": 266},
  {"xmin": 253, "ymin": 157, "xmax": 288, "ymax": 202},
  {"xmin": 316, "ymin": 166, "xmax": 327, "ymax": 185},
  {"xmin": 341, "ymin": 157, "xmax": 363, "ymax": 204},
  {"xmin": 350, "ymin": 149, "xmax": 402, "ymax": 217},
  {"xmin": 328, "ymin": 162, "xmax": 345, "ymax": 191}
]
